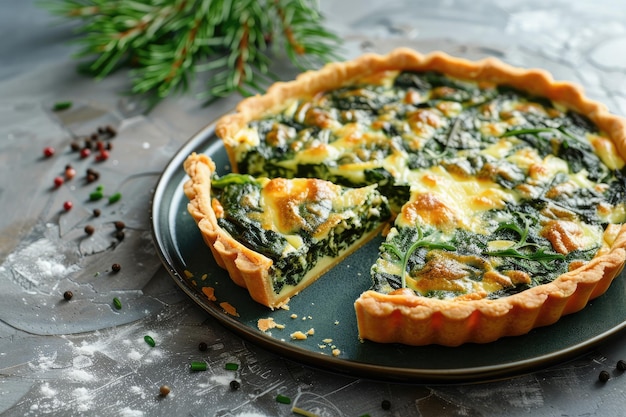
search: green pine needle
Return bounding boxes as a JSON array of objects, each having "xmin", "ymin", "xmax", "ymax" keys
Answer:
[{"xmin": 39, "ymin": 0, "xmax": 343, "ymax": 105}]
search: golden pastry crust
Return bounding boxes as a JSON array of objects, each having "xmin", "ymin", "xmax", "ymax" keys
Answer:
[{"xmin": 207, "ymin": 48, "xmax": 626, "ymax": 346}]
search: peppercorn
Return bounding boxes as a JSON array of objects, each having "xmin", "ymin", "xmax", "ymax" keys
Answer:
[
  {"xmin": 54, "ymin": 176, "xmax": 64, "ymax": 188},
  {"xmin": 115, "ymin": 230, "xmax": 125, "ymax": 241},
  {"xmin": 159, "ymin": 385, "xmax": 170, "ymax": 397},
  {"xmin": 381, "ymin": 399, "xmax": 391, "ymax": 410},
  {"xmin": 96, "ymin": 150, "xmax": 109, "ymax": 162},
  {"xmin": 63, "ymin": 291, "xmax": 73, "ymax": 301},
  {"xmin": 618, "ymin": 360, "xmax": 626, "ymax": 371},
  {"xmin": 63, "ymin": 201, "xmax": 73, "ymax": 211},
  {"xmin": 111, "ymin": 263, "xmax": 121, "ymax": 273},
  {"xmin": 114, "ymin": 221, "xmax": 125, "ymax": 231},
  {"xmin": 64, "ymin": 167, "xmax": 76, "ymax": 180},
  {"xmin": 105, "ymin": 125, "xmax": 117, "ymax": 137},
  {"xmin": 229, "ymin": 380, "xmax": 240, "ymax": 390},
  {"xmin": 599, "ymin": 370, "xmax": 610, "ymax": 383},
  {"xmin": 80, "ymin": 148, "xmax": 91, "ymax": 159},
  {"xmin": 70, "ymin": 141, "xmax": 81, "ymax": 152},
  {"xmin": 43, "ymin": 146, "xmax": 55, "ymax": 158},
  {"xmin": 84, "ymin": 225, "xmax": 95, "ymax": 235},
  {"xmin": 93, "ymin": 209, "xmax": 101, "ymax": 217},
  {"xmin": 198, "ymin": 342, "xmax": 208, "ymax": 351}
]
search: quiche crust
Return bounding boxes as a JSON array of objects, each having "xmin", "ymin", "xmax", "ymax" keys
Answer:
[{"xmin": 208, "ymin": 48, "xmax": 626, "ymax": 346}]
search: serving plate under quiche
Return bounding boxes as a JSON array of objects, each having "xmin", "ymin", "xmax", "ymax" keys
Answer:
[{"xmin": 182, "ymin": 49, "xmax": 626, "ymax": 348}]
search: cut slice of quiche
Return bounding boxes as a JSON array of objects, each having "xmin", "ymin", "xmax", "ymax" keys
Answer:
[
  {"xmin": 183, "ymin": 152, "xmax": 391, "ymax": 308},
  {"xmin": 188, "ymin": 48, "xmax": 626, "ymax": 346}
]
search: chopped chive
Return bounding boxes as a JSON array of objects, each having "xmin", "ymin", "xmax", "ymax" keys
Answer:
[
  {"xmin": 144, "ymin": 335, "xmax": 155, "ymax": 347},
  {"xmin": 53, "ymin": 101, "xmax": 72, "ymax": 111},
  {"xmin": 89, "ymin": 190, "xmax": 104, "ymax": 201},
  {"xmin": 108, "ymin": 192, "xmax": 122, "ymax": 204},
  {"xmin": 275, "ymin": 394, "xmax": 291, "ymax": 404},
  {"xmin": 224, "ymin": 362, "xmax": 239, "ymax": 371},
  {"xmin": 190, "ymin": 361, "xmax": 207, "ymax": 371},
  {"xmin": 113, "ymin": 297, "xmax": 122, "ymax": 310},
  {"xmin": 358, "ymin": 414, "xmax": 371, "ymax": 417}
]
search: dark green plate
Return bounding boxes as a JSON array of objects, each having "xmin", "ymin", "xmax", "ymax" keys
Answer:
[{"xmin": 151, "ymin": 123, "xmax": 626, "ymax": 382}]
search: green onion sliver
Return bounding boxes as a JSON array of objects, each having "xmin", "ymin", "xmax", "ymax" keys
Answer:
[
  {"xmin": 108, "ymin": 192, "xmax": 122, "ymax": 204},
  {"xmin": 90, "ymin": 191, "xmax": 103, "ymax": 201},
  {"xmin": 144, "ymin": 335, "xmax": 155, "ymax": 347},
  {"xmin": 113, "ymin": 297, "xmax": 122, "ymax": 310},
  {"xmin": 275, "ymin": 394, "xmax": 291, "ymax": 404},
  {"xmin": 224, "ymin": 362, "xmax": 239, "ymax": 371},
  {"xmin": 190, "ymin": 361, "xmax": 207, "ymax": 371},
  {"xmin": 53, "ymin": 101, "xmax": 72, "ymax": 111}
]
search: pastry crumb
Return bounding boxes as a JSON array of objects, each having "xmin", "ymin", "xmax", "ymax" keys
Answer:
[
  {"xmin": 290, "ymin": 314, "xmax": 298, "ymax": 319},
  {"xmin": 220, "ymin": 302, "xmax": 240, "ymax": 317},
  {"xmin": 202, "ymin": 287, "xmax": 217, "ymax": 301},
  {"xmin": 306, "ymin": 328, "xmax": 315, "ymax": 336},
  {"xmin": 290, "ymin": 331, "xmax": 308, "ymax": 340},
  {"xmin": 184, "ymin": 269, "xmax": 194, "ymax": 278},
  {"xmin": 332, "ymin": 348, "xmax": 341, "ymax": 357}
]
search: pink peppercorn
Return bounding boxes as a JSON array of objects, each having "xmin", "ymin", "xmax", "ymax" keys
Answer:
[
  {"xmin": 54, "ymin": 176, "xmax": 64, "ymax": 187},
  {"xmin": 43, "ymin": 146, "xmax": 55, "ymax": 157},
  {"xmin": 63, "ymin": 201, "xmax": 73, "ymax": 211}
]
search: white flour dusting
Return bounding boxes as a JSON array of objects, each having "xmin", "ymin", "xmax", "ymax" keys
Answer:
[{"xmin": 119, "ymin": 407, "xmax": 145, "ymax": 417}]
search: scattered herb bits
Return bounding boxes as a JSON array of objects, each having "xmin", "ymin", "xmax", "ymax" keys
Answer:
[
  {"xmin": 113, "ymin": 297, "xmax": 122, "ymax": 310},
  {"xmin": 89, "ymin": 189, "xmax": 103, "ymax": 201},
  {"xmin": 224, "ymin": 363, "xmax": 239, "ymax": 371},
  {"xmin": 144, "ymin": 335, "xmax": 155, "ymax": 347},
  {"xmin": 159, "ymin": 385, "xmax": 170, "ymax": 397},
  {"xmin": 275, "ymin": 394, "xmax": 291, "ymax": 404},
  {"xmin": 108, "ymin": 192, "xmax": 122, "ymax": 204},
  {"xmin": 599, "ymin": 370, "xmax": 610, "ymax": 383},
  {"xmin": 229, "ymin": 380, "xmax": 240, "ymax": 391},
  {"xmin": 190, "ymin": 361, "xmax": 207, "ymax": 371},
  {"xmin": 63, "ymin": 291, "xmax": 73, "ymax": 301},
  {"xmin": 292, "ymin": 407, "xmax": 319, "ymax": 417},
  {"xmin": 52, "ymin": 101, "xmax": 72, "ymax": 111}
]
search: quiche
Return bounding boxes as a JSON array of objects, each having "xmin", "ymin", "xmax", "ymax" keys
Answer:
[{"xmin": 184, "ymin": 48, "xmax": 626, "ymax": 346}]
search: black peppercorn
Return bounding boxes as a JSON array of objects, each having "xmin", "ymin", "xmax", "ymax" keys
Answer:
[
  {"xmin": 63, "ymin": 291, "xmax": 73, "ymax": 301},
  {"xmin": 198, "ymin": 342, "xmax": 208, "ymax": 351},
  {"xmin": 112, "ymin": 263, "xmax": 121, "ymax": 273},
  {"xmin": 114, "ymin": 221, "xmax": 125, "ymax": 231},
  {"xmin": 159, "ymin": 385, "xmax": 170, "ymax": 396},
  {"xmin": 599, "ymin": 370, "xmax": 610, "ymax": 383},
  {"xmin": 84, "ymin": 225, "xmax": 95, "ymax": 235},
  {"xmin": 617, "ymin": 360, "xmax": 626, "ymax": 371},
  {"xmin": 115, "ymin": 230, "xmax": 125, "ymax": 241},
  {"xmin": 381, "ymin": 399, "xmax": 391, "ymax": 410},
  {"xmin": 229, "ymin": 380, "xmax": 240, "ymax": 390},
  {"xmin": 93, "ymin": 209, "xmax": 101, "ymax": 217}
]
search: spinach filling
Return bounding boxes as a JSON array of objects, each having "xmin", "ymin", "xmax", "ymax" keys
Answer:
[
  {"xmin": 233, "ymin": 69, "xmax": 622, "ymax": 299},
  {"xmin": 211, "ymin": 174, "xmax": 391, "ymax": 294}
]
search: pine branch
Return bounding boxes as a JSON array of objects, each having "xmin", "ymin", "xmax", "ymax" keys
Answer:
[{"xmin": 39, "ymin": 0, "xmax": 342, "ymax": 106}]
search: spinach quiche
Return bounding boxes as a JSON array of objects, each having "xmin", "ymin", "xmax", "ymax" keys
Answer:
[{"xmin": 185, "ymin": 48, "xmax": 626, "ymax": 346}]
